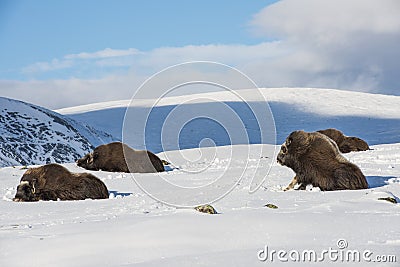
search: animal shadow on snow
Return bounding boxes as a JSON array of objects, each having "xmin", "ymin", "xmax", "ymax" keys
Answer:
[
  {"xmin": 164, "ymin": 165, "xmax": 176, "ymax": 172},
  {"xmin": 109, "ymin": 191, "xmax": 132, "ymax": 198},
  {"xmin": 366, "ymin": 176, "xmax": 397, "ymax": 189},
  {"xmin": 268, "ymin": 102, "xmax": 400, "ymax": 145}
]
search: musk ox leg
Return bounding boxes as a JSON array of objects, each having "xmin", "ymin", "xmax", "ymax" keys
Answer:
[
  {"xmin": 338, "ymin": 143, "xmax": 352, "ymax": 153},
  {"xmin": 37, "ymin": 190, "xmax": 59, "ymax": 201},
  {"xmin": 295, "ymin": 183, "xmax": 307, "ymax": 190},
  {"xmin": 284, "ymin": 176, "xmax": 298, "ymax": 191}
]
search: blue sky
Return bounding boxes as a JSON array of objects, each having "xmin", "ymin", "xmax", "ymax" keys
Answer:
[
  {"xmin": 0, "ymin": 0, "xmax": 276, "ymax": 80},
  {"xmin": 0, "ymin": 0, "xmax": 399, "ymax": 109}
]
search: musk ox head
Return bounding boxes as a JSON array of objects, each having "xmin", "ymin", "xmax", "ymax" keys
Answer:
[
  {"xmin": 13, "ymin": 180, "xmax": 37, "ymax": 202},
  {"xmin": 76, "ymin": 152, "xmax": 97, "ymax": 170},
  {"xmin": 277, "ymin": 130, "xmax": 311, "ymax": 167},
  {"xmin": 340, "ymin": 137, "xmax": 370, "ymax": 153}
]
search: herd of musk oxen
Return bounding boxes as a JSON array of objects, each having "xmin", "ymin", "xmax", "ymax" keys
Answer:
[{"xmin": 13, "ymin": 128, "xmax": 370, "ymax": 202}]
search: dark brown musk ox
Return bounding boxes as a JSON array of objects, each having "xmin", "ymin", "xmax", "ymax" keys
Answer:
[
  {"xmin": 317, "ymin": 128, "xmax": 370, "ymax": 153},
  {"xmin": 76, "ymin": 142, "xmax": 164, "ymax": 173},
  {"xmin": 13, "ymin": 163, "xmax": 109, "ymax": 202},
  {"xmin": 277, "ymin": 130, "xmax": 368, "ymax": 191}
]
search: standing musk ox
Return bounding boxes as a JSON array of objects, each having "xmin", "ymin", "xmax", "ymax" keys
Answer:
[
  {"xmin": 277, "ymin": 130, "xmax": 368, "ymax": 191},
  {"xmin": 317, "ymin": 128, "xmax": 370, "ymax": 153},
  {"xmin": 77, "ymin": 142, "xmax": 164, "ymax": 173},
  {"xmin": 13, "ymin": 163, "xmax": 109, "ymax": 202}
]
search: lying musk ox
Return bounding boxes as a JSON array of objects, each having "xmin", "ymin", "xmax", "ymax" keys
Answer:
[
  {"xmin": 317, "ymin": 128, "xmax": 370, "ymax": 153},
  {"xmin": 277, "ymin": 130, "xmax": 368, "ymax": 191},
  {"xmin": 13, "ymin": 163, "xmax": 109, "ymax": 202},
  {"xmin": 77, "ymin": 142, "xmax": 164, "ymax": 173}
]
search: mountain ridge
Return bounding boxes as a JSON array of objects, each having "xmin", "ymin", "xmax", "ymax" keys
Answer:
[{"xmin": 0, "ymin": 97, "xmax": 117, "ymax": 167}]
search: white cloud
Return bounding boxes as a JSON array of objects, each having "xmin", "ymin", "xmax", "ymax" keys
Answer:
[
  {"xmin": 22, "ymin": 43, "xmax": 286, "ymax": 75},
  {"xmin": 65, "ymin": 48, "xmax": 141, "ymax": 59},
  {"xmin": 248, "ymin": 0, "xmax": 400, "ymax": 94},
  {"xmin": 22, "ymin": 58, "xmax": 74, "ymax": 73},
  {"xmin": 135, "ymin": 42, "xmax": 287, "ymax": 71},
  {"xmin": 0, "ymin": 74, "xmax": 146, "ymax": 109},
  {"xmin": 22, "ymin": 48, "xmax": 141, "ymax": 73},
  {"xmin": 251, "ymin": 0, "xmax": 400, "ymax": 43}
]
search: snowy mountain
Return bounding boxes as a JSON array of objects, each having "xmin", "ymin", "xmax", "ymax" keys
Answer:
[{"xmin": 0, "ymin": 97, "xmax": 116, "ymax": 167}]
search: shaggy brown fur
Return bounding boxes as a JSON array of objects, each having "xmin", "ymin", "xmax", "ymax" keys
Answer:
[
  {"xmin": 317, "ymin": 128, "xmax": 370, "ymax": 153},
  {"xmin": 277, "ymin": 130, "xmax": 368, "ymax": 191},
  {"xmin": 13, "ymin": 163, "xmax": 109, "ymax": 202},
  {"xmin": 77, "ymin": 142, "xmax": 164, "ymax": 173}
]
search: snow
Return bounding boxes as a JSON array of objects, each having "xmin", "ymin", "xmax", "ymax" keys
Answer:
[
  {"xmin": 57, "ymin": 88, "xmax": 400, "ymax": 147},
  {"xmin": 1, "ymin": 88, "xmax": 400, "ymax": 266},
  {"xmin": 0, "ymin": 97, "xmax": 116, "ymax": 167}
]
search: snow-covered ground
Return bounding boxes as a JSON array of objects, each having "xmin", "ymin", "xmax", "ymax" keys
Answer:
[
  {"xmin": 1, "ymin": 88, "xmax": 399, "ymax": 266},
  {"xmin": 1, "ymin": 144, "xmax": 399, "ymax": 266}
]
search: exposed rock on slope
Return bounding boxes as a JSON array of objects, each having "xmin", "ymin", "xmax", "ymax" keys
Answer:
[{"xmin": 0, "ymin": 97, "xmax": 116, "ymax": 167}]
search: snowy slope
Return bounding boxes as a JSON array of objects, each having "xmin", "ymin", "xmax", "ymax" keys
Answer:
[
  {"xmin": 57, "ymin": 88, "xmax": 400, "ymax": 151},
  {"xmin": 0, "ymin": 144, "xmax": 399, "ymax": 266},
  {"xmin": 0, "ymin": 88, "xmax": 399, "ymax": 266},
  {"xmin": 0, "ymin": 97, "xmax": 116, "ymax": 167}
]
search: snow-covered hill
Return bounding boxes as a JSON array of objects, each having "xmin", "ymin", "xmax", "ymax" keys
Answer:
[
  {"xmin": 0, "ymin": 97, "xmax": 116, "ymax": 167},
  {"xmin": 57, "ymin": 88, "xmax": 400, "ymax": 152}
]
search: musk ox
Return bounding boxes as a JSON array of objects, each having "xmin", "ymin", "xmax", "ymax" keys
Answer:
[
  {"xmin": 317, "ymin": 128, "xmax": 370, "ymax": 153},
  {"xmin": 13, "ymin": 163, "xmax": 109, "ymax": 202},
  {"xmin": 76, "ymin": 142, "xmax": 164, "ymax": 173},
  {"xmin": 277, "ymin": 130, "xmax": 368, "ymax": 191}
]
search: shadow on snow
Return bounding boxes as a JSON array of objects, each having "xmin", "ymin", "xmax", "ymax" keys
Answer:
[{"xmin": 67, "ymin": 101, "xmax": 400, "ymax": 153}]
